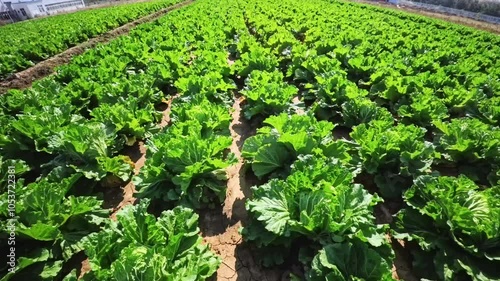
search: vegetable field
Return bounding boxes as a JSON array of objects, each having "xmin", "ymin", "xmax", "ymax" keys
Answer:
[
  {"xmin": 0, "ymin": 0, "xmax": 183, "ymax": 78},
  {"xmin": 1, "ymin": 0, "xmax": 499, "ymax": 280}
]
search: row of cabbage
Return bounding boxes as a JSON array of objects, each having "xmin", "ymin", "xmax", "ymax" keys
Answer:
[
  {"xmin": 235, "ymin": 0, "xmax": 500, "ymax": 280},
  {"xmin": 0, "ymin": 0, "xmax": 184, "ymax": 78},
  {"xmin": 0, "ymin": 0, "xmax": 240, "ymax": 279}
]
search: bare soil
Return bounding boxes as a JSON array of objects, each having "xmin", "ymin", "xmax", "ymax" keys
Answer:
[
  {"xmin": 107, "ymin": 97, "xmax": 174, "ymax": 220},
  {"xmin": 374, "ymin": 205, "xmax": 418, "ymax": 281},
  {"xmin": 160, "ymin": 95, "xmax": 177, "ymax": 127},
  {"xmin": 0, "ymin": 0, "xmax": 194, "ymax": 94},
  {"xmin": 200, "ymin": 96, "xmax": 290, "ymax": 281},
  {"xmin": 358, "ymin": 171, "xmax": 417, "ymax": 281}
]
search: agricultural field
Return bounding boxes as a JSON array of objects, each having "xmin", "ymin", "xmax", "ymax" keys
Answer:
[
  {"xmin": 0, "ymin": 0, "xmax": 183, "ymax": 78},
  {"xmin": 0, "ymin": 0, "xmax": 499, "ymax": 280}
]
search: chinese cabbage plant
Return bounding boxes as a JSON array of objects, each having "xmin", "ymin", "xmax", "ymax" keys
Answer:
[
  {"xmin": 393, "ymin": 175, "xmax": 500, "ymax": 281},
  {"xmin": 0, "ymin": 174, "xmax": 108, "ymax": 280},
  {"xmin": 81, "ymin": 200, "xmax": 220, "ymax": 280},
  {"xmin": 241, "ymin": 70, "xmax": 298, "ymax": 119},
  {"xmin": 134, "ymin": 96, "xmax": 236, "ymax": 208},
  {"xmin": 350, "ymin": 120, "xmax": 438, "ymax": 198},
  {"xmin": 242, "ymin": 155, "xmax": 393, "ymax": 280}
]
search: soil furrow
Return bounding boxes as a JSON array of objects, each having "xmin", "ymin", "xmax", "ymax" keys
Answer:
[
  {"xmin": 0, "ymin": 0, "xmax": 194, "ymax": 94},
  {"xmin": 108, "ymin": 96, "xmax": 175, "ymax": 220},
  {"xmin": 200, "ymin": 95, "xmax": 286, "ymax": 281}
]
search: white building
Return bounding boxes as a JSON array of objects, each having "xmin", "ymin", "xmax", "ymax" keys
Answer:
[{"xmin": 1, "ymin": 0, "xmax": 85, "ymax": 21}]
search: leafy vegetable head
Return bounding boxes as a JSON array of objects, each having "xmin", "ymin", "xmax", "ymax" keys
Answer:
[
  {"xmin": 307, "ymin": 240, "xmax": 393, "ymax": 281},
  {"xmin": 242, "ymin": 113, "xmax": 352, "ymax": 178},
  {"xmin": 243, "ymin": 155, "xmax": 388, "ymax": 268},
  {"xmin": 394, "ymin": 175, "xmax": 500, "ymax": 280},
  {"xmin": 83, "ymin": 199, "xmax": 220, "ymax": 280}
]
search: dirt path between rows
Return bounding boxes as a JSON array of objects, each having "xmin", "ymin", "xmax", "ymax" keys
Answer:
[
  {"xmin": 96, "ymin": 94, "xmax": 288, "ymax": 280},
  {"xmin": 200, "ymin": 96, "xmax": 289, "ymax": 281},
  {"xmin": 0, "ymin": 0, "xmax": 194, "ymax": 94},
  {"xmin": 77, "ymin": 141, "xmax": 145, "ymax": 279}
]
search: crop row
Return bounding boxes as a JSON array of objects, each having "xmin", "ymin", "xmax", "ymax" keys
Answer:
[
  {"xmin": 1, "ymin": 0, "xmax": 499, "ymax": 280},
  {"xmin": 0, "ymin": 0, "xmax": 184, "ymax": 78},
  {"xmin": 236, "ymin": 0, "xmax": 500, "ymax": 280},
  {"xmin": 0, "ymin": 0, "xmax": 233, "ymax": 278}
]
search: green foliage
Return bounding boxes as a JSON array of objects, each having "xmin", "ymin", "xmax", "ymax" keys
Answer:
[
  {"xmin": 242, "ymin": 113, "xmax": 353, "ymax": 178},
  {"xmin": 350, "ymin": 120, "xmax": 438, "ymax": 197},
  {"xmin": 175, "ymin": 72, "xmax": 236, "ymax": 104},
  {"xmin": 0, "ymin": 0, "xmax": 184, "ymax": 77},
  {"xmin": 135, "ymin": 97, "xmax": 236, "ymax": 208},
  {"xmin": 1, "ymin": 0, "xmax": 500, "ymax": 280},
  {"xmin": 232, "ymin": 43, "xmax": 279, "ymax": 77},
  {"xmin": 341, "ymin": 98, "xmax": 394, "ymax": 127},
  {"xmin": 90, "ymin": 97, "xmax": 162, "ymax": 141},
  {"xmin": 0, "ymin": 174, "xmax": 108, "ymax": 280},
  {"xmin": 82, "ymin": 200, "xmax": 220, "ymax": 280},
  {"xmin": 308, "ymin": 240, "xmax": 393, "ymax": 281},
  {"xmin": 398, "ymin": 89, "xmax": 449, "ymax": 126},
  {"xmin": 393, "ymin": 175, "xmax": 500, "ymax": 281},
  {"xmin": 44, "ymin": 122, "xmax": 133, "ymax": 181},
  {"xmin": 476, "ymin": 97, "xmax": 500, "ymax": 126},
  {"xmin": 434, "ymin": 118, "xmax": 500, "ymax": 163},
  {"xmin": 241, "ymin": 70, "xmax": 298, "ymax": 119},
  {"xmin": 169, "ymin": 95, "xmax": 232, "ymax": 137},
  {"xmin": 351, "ymin": 121, "xmax": 433, "ymax": 174},
  {"xmin": 242, "ymin": 155, "xmax": 392, "ymax": 277}
]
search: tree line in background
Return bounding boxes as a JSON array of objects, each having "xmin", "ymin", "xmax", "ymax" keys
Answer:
[{"xmin": 409, "ymin": 0, "xmax": 500, "ymax": 17}]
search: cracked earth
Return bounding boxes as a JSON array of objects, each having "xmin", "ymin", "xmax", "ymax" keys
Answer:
[{"xmin": 199, "ymin": 97, "xmax": 290, "ymax": 281}]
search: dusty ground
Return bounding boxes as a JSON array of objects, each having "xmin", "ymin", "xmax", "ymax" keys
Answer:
[
  {"xmin": 0, "ymin": 0, "xmax": 193, "ymax": 94},
  {"xmin": 392, "ymin": 238, "xmax": 419, "ymax": 281},
  {"xmin": 200, "ymin": 96, "xmax": 289, "ymax": 281}
]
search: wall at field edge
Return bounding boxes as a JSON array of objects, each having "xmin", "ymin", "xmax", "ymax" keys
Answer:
[
  {"xmin": 387, "ymin": 0, "xmax": 500, "ymax": 24},
  {"xmin": 4, "ymin": 0, "xmax": 85, "ymax": 20}
]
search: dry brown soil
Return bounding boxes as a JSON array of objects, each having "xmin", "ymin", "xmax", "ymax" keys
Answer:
[{"xmin": 199, "ymin": 97, "xmax": 292, "ymax": 281}]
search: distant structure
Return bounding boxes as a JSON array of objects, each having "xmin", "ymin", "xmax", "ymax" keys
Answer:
[
  {"xmin": 0, "ymin": 0, "xmax": 85, "ymax": 21},
  {"xmin": 388, "ymin": 0, "xmax": 500, "ymax": 24}
]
